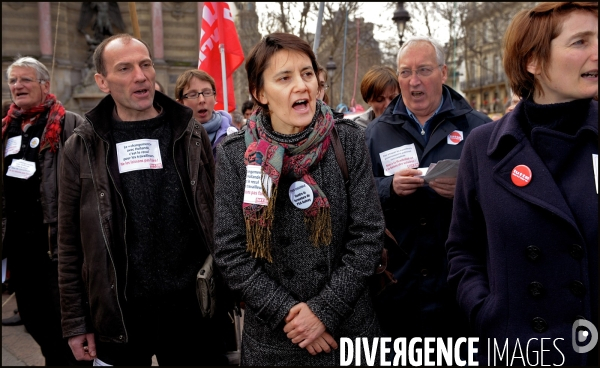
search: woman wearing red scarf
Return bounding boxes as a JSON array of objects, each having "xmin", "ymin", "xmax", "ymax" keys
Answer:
[
  {"xmin": 2, "ymin": 56, "xmax": 85, "ymax": 365},
  {"xmin": 213, "ymin": 33, "xmax": 386, "ymax": 365}
]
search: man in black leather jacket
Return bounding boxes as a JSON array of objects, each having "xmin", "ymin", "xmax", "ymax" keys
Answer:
[{"xmin": 58, "ymin": 34, "xmax": 229, "ymax": 366}]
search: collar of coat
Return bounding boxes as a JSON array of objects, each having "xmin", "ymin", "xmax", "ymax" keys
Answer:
[
  {"xmin": 487, "ymin": 99, "xmax": 598, "ymax": 156},
  {"xmin": 84, "ymin": 90, "xmax": 194, "ymax": 140},
  {"xmin": 383, "ymin": 85, "xmax": 475, "ymax": 124}
]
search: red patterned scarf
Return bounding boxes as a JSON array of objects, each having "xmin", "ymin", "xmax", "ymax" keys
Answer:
[
  {"xmin": 243, "ymin": 100, "xmax": 335, "ymax": 262},
  {"xmin": 1, "ymin": 93, "xmax": 65, "ymax": 153}
]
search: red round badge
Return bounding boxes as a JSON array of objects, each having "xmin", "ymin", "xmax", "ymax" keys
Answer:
[
  {"xmin": 449, "ymin": 131, "xmax": 462, "ymax": 144},
  {"xmin": 511, "ymin": 165, "xmax": 532, "ymax": 187}
]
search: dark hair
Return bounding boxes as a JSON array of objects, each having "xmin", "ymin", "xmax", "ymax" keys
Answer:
[
  {"xmin": 360, "ymin": 66, "xmax": 399, "ymax": 103},
  {"xmin": 174, "ymin": 69, "xmax": 216, "ymax": 101},
  {"xmin": 93, "ymin": 34, "xmax": 153, "ymax": 76},
  {"xmin": 155, "ymin": 80, "xmax": 165, "ymax": 93},
  {"xmin": 245, "ymin": 33, "xmax": 319, "ymax": 113},
  {"xmin": 241, "ymin": 100, "xmax": 254, "ymax": 113},
  {"xmin": 503, "ymin": 2, "xmax": 597, "ymax": 98}
]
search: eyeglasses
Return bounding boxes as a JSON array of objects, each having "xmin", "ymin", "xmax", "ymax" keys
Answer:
[
  {"xmin": 398, "ymin": 65, "xmax": 442, "ymax": 79},
  {"xmin": 182, "ymin": 90, "xmax": 216, "ymax": 99},
  {"xmin": 320, "ymin": 83, "xmax": 329, "ymax": 90},
  {"xmin": 8, "ymin": 77, "xmax": 45, "ymax": 86}
]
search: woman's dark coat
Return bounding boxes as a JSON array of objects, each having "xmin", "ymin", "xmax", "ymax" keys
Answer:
[
  {"xmin": 446, "ymin": 99, "xmax": 598, "ymax": 366},
  {"xmin": 213, "ymin": 120, "xmax": 385, "ymax": 365}
]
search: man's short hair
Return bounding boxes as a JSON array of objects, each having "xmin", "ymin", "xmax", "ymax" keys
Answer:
[
  {"xmin": 232, "ymin": 111, "xmax": 245, "ymax": 125},
  {"xmin": 241, "ymin": 100, "xmax": 254, "ymax": 113},
  {"xmin": 396, "ymin": 36, "xmax": 445, "ymax": 69},
  {"xmin": 93, "ymin": 34, "xmax": 153, "ymax": 76},
  {"xmin": 7, "ymin": 56, "xmax": 50, "ymax": 84},
  {"xmin": 174, "ymin": 70, "xmax": 216, "ymax": 101}
]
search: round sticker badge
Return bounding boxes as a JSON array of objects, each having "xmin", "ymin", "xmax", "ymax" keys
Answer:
[
  {"xmin": 511, "ymin": 164, "xmax": 532, "ymax": 187},
  {"xmin": 288, "ymin": 181, "xmax": 314, "ymax": 209},
  {"xmin": 448, "ymin": 131, "xmax": 462, "ymax": 144},
  {"xmin": 29, "ymin": 137, "xmax": 40, "ymax": 148}
]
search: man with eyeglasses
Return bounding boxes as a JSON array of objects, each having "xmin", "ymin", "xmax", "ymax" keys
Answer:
[
  {"xmin": 57, "ymin": 34, "xmax": 230, "ymax": 365},
  {"xmin": 365, "ymin": 37, "xmax": 491, "ymax": 346},
  {"xmin": 2, "ymin": 56, "xmax": 85, "ymax": 366},
  {"xmin": 174, "ymin": 70, "xmax": 236, "ymax": 158}
]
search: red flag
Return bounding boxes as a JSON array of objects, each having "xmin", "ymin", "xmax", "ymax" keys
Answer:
[{"xmin": 198, "ymin": 2, "xmax": 244, "ymax": 113}]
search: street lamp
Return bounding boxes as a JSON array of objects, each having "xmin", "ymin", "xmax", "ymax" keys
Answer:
[
  {"xmin": 392, "ymin": 2, "xmax": 411, "ymax": 47},
  {"xmin": 325, "ymin": 56, "xmax": 337, "ymax": 105}
]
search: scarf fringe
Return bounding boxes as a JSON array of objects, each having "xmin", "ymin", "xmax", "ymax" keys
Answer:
[
  {"xmin": 305, "ymin": 206, "xmax": 332, "ymax": 247},
  {"xmin": 245, "ymin": 185, "xmax": 278, "ymax": 263}
]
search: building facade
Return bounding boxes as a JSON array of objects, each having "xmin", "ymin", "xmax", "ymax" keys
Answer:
[
  {"xmin": 2, "ymin": 2, "xmax": 260, "ymax": 116},
  {"xmin": 447, "ymin": 2, "xmax": 536, "ymax": 113}
]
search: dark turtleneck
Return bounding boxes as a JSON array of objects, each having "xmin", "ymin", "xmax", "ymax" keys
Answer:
[
  {"xmin": 519, "ymin": 97, "xmax": 593, "ymax": 137},
  {"xmin": 517, "ymin": 97, "xmax": 595, "ymax": 200}
]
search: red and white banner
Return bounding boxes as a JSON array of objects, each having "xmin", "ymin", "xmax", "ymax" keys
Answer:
[{"xmin": 198, "ymin": 2, "xmax": 245, "ymax": 112}]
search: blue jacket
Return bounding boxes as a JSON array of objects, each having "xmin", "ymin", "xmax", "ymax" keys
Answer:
[
  {"xmin": 365, "ymin": 85, "xmax": 490, "ymax": 338},
  {"xmin": 446, "ymin": 99, "xmax": 598, "ymax": 365}
]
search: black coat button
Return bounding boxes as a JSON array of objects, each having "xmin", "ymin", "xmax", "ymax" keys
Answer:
[
  {"xmin": 283, "ymin": 270, "xmax": 294, "ymax": 279},
  {"xmin": 525, "ymin": 245, "xmax": 542, "ymax": 261},
  {"xmin": 569, "ymin": 280, "xmax": 585, "ymax": 297},
  {"xmin": 315, "ymin": 264, "xmax": 328, "ymax": 273},
  {"xmin": 421, "ymin": 268, "xmax": 429, "ymax": 277},
  {"xmin": 419, "ymin": 218, "xmax": 426, "ymax": 226},
  {"xmin": 569, "ymin": 244, "xmax": 583, "ymax": 259},
  {"xmin": 532, "ymin": 317, "xmax": 548, "ymax": 333},
  {"xmin": 528, "ymin": 281, "xmax": 545, "ymax": 297}
]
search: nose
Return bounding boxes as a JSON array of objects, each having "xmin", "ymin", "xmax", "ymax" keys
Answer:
[
  {"xmin": 132, "ymin": 65, "xmax": 148, "ymax": 83},
  {"xmin": 409, "ymin": 73, "xmax": 421, "ymax": 86},
  {"xmin": 292, "ymin": 74, "xmax": 308, "ymax": 92}
]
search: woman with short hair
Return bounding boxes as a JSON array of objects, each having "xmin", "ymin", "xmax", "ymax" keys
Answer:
[
  {"xmin": 353, "ymin": 66, "xmax": 400, "ymax": 129},
  {"xmin": 446, "ymin": 2, "xmax": 598, "ymax": 366},
  {"xmin": 213, "ymin": 33, "xmax": 385, "ymax": 365}
]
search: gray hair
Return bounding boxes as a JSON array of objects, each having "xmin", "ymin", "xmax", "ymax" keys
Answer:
[
  {"xmin": 232, "ymin": 111, "xmax": 245, "ymax": 125},
  {"xmin": 396, "ymin": 36, "xmax": 445, "ymax": 69},
  {"xmin": 7, "ymin": 56, "xmax": 50, "ymax": 84}
]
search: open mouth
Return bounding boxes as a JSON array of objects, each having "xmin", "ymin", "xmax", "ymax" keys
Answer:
[
  {"xmin": 582, "ymin": 70, "xmax": 598, "ymax": 78},
  {"xmin": 16, "ymin": 92, "xmax": 28, "ymax": 97},
  {"xmin": 292, "ymin": 99, "xmax": 309, "ymax": 111},
  {"xmin": 197, "ymin": 108, "xmax": 208, "ymax": 115},
  {"xmin": 133, "ymin": 89, "xmax": 148, "ymax": 96},
  {"xmin": 411, "ymin": 91, "xmax": 425, "ymax": 97}
]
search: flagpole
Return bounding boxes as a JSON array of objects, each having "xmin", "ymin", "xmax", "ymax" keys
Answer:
[
  {"xmin": 313, "ymin": 2, "xmax": 325, "ymax": 57},
  {"xmin": 220, "ymin": 44, "xmax": 228, "ymax": 112},
  {"xmin": 128, "ymin": 2, "xmax": 141, "ymax": 39}
]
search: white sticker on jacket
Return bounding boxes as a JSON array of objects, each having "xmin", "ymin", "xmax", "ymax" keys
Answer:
[
  {"xmin": 29, "ymin": 137, "xmax": 40, "ymax": 148},
  {"xmin": 116, "ymin": 139, "xmax": 163, "ymax": 174},
  {"xmin": 243, "ymin": 165, "xmax": 272, "ymax": 206},
  {"xmin": 447, "ymin": 130, "xmax": 464, "ymax": 145},
  {"xmin": 226, "ymin": 126, "xmax": 238, "ymax": 135},
  {"xmin": 5, "ymin": 159, "xmax": 36, "ymax": 179},
  {"xmin": 379, "ymin": 143, "xmax": 419, "ymax": 176},
  {"xmin": 289, "ymin": 181, "xmax": 314, "ymax": 209},
  {"xmin": 5, "ymin": 135, "xmax": 21, "ymax": 157},
  {"xmin": 593, "ymin": 154, "xmax": 598, "ymax": 194}
]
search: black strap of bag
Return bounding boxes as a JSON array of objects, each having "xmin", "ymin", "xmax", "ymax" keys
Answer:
[{"xmin": 330, "ymin": 125, "xmax": 407, "ymax": 295}]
